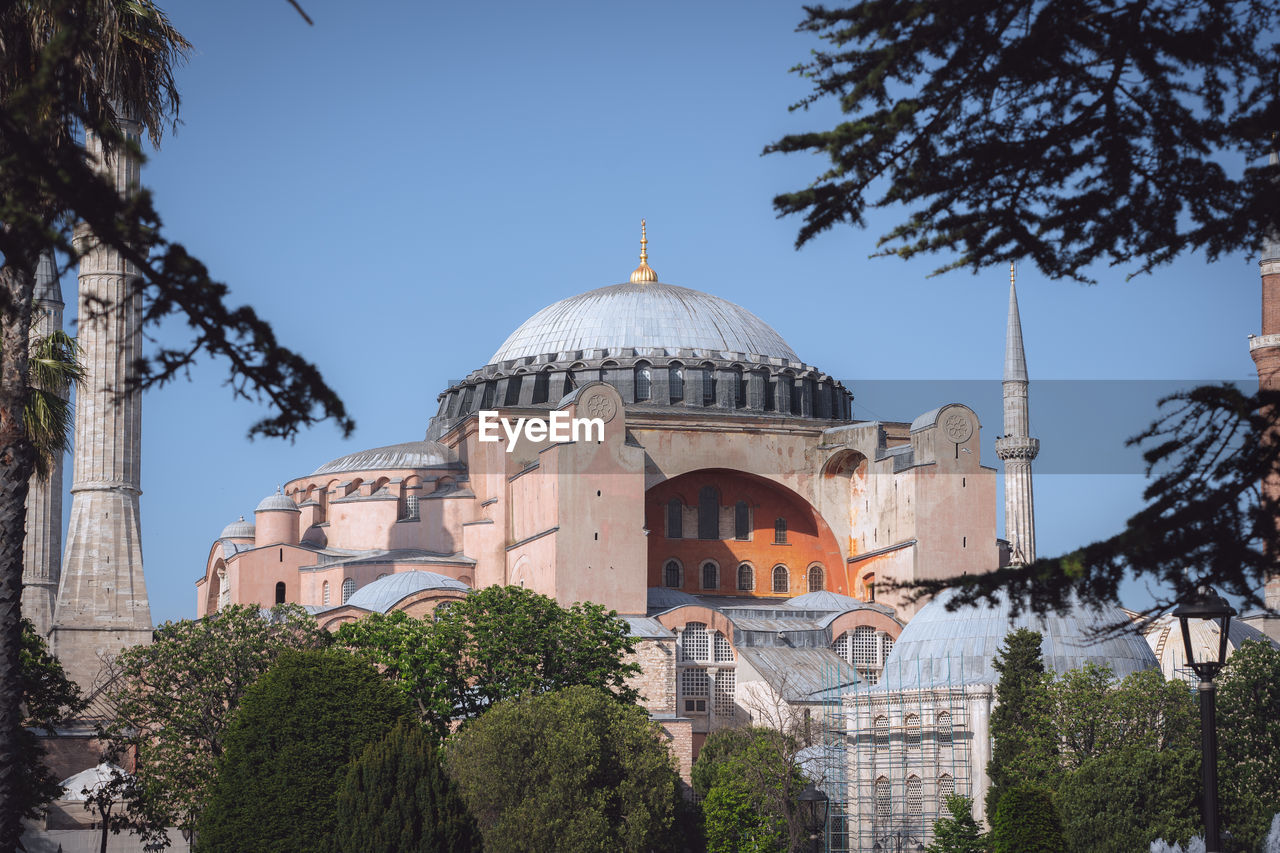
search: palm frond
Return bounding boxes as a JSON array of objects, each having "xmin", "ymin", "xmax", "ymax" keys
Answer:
[{"xmin": 25, "ymin": 325, "xmax": 85, "ymax": 480}]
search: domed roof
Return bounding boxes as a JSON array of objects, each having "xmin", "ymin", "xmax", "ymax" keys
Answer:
[
  {"xmin": 220, "ymin": 515, "xmax": 256, "ymax": 539},
  {"xmin": 60, "ymin": 763, "xmax": 128, "ymax": 802},
  {"xmin": 647, "ymin": 586, "xmax": 702, "ymax": 613},
  {"xmin": 1137, "ymin": 612, "xmax": 1278, "ymax": 682},
  {"xmin": 881, "ymin": 589, "xmax": 1159, "ymax": 689},
  {"xmin": 787, "ymin": 590, "xmax": 867, "ymax": 611},
  {"xmin": 313, "ymin": 440, "xmax": 457, "ymax": 476},
  {"xmin": 344, "ymin": 570, "xmax": 470, "ymax": 613},
  {"xmin": 490, "ymin": 282, "xmax": 799, "ymax": 365},
  {"xmin": 255, "ymin": 488, "xmax": 299, "ymax": 513}
]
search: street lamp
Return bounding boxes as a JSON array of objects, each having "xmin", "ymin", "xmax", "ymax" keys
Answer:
[
  {"xmin": 798, "ymin": 783, "xmax": 830, "ymax": 853},
  {"xmin": 1173, "ymin": 586, "xmax": 1236, "ymax": 853}
]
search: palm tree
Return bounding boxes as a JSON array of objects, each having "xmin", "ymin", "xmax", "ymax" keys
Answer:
[
  {"xmin": 26, "ymin": 322, "xmax": 84, "ymax": 480},
  {"xmin": 0, "ymin": 3, "xmax": 188, "ymax": 847}
]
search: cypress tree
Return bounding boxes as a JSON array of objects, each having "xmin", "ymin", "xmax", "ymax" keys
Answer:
[
  {"xmin": 329, "ymin": 720, "xmax": 481, "ymax": 853},
  {"xmin": 990, "ymin": 785, "xmax": 1064, "ymax": 853},
  {"xmin": 986, "ymin": 628, "xmax": 1058, "ymax": 818}
]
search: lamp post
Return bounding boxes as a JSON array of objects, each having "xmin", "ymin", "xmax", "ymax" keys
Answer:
[
  {"xmin": 798, "ymin": 783, "xmax": 830, "ymax": 853},
  {"xmin": 1173, "ymin": 587, "xmax": 1236, "ymax": 853}
]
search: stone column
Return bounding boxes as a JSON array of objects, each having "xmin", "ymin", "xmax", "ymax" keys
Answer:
[{"xmin": 994, "ymin": 269, "xmax": 1038, "ymax": 565}]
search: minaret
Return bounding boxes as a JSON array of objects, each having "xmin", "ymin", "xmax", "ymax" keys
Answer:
[
  {"xmin": 1250, "ymin": 146, "xmax": 1280, "ymax": 612},
  {"xmin": 994, "ymin": 263, "xmax": 1039, "ymax": 565},
  {"xmin": 51, "ymin": 118, "xmax": 152, "ymax": 694},
  {"xmin": 22, "ymin": 253, "xmax": 65, "ymax": 637}
]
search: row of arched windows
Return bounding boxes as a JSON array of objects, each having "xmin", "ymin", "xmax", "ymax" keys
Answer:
[
  {"xmin": 872, "ymin": 711, "xmax": 953, "ymax": 749},
  {"xmin": 321, "ymin": 578, "xmax": 357, "ymax": 606},
  {"xmin": 662, "ymin": 560, "xmax": 824, "ymax": 594},
  {"xmin": 665, "ymin": 489, "xmax": 767, "ymax": 542},
  {"xmin": 873, "ymin": 774, "xmax": 955, "ymax": 820}
]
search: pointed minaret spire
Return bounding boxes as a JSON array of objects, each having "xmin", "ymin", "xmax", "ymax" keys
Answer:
[
  {"xmin": 630, "ymin": 219, "xmax": 659, "ymax": 283},
  {"xmin": 995, "ymin": 261, "xmax": 1039, "ymax": 566},
  {"xmin": 22, "ymin": 252, "xmax": 66, "ymax": 636}
]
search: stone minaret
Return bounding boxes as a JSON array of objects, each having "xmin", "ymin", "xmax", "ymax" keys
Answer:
[
  {"xmin": 994, "ymin": 263, "xmax": 1039, "ymax": 565},
  {"xmin": 1250, "ymin": 147, "xmax": 1280, "ymax": 612},
  {"xmin": 22, "ymin": 253, "xmax": 65, "ymax": 637},
  {"xmin": 51, "ymin": 118, "xmax": 152, "ymax": 694}
]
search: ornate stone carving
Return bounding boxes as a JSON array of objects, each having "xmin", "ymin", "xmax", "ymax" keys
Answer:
[{"xmin": 585, "ymin": 391, "xmax": 618, "ymax": 423}]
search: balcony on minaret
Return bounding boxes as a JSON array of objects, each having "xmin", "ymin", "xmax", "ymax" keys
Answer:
[{"xmin": 994, "ymin": 435, "xmax": 1040, "ymax": 460}]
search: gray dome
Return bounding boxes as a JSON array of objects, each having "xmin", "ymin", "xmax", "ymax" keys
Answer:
[
  {"xmin": 313, "ymin": 440, "xmax": 457, "ymax": 476},
  {"xmin": 255, "ymin": 488, "xmax": 299, "ymax": 513},
  {"xmin": 344, "ymin": 571, "xmax": 470, "ymax": 613},
  {"xmin": 647, "ymin": 586, "xmax": 701, "ymax": 612},
  {"xmin": 787, "ymin": 590, "xmax": 867, "ymax": 611},
  {"xmin": 219, "ymin": 515, "xmax": 256, "ymax": 540},
  {"xmin": 490, "ymin": 282, "xmax": 799, "ymax": 364},
  {"xmin": 882, "ymin": 589, "xmax": 1158, "ymax": 689}
]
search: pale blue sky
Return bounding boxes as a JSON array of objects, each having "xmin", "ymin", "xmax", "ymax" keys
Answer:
[{"xmin": 82, "ymin": 0, "xmax": 1262, "ymax": 624}]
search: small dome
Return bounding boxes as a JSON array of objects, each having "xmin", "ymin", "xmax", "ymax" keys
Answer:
[
  {"xmin": 647, "ymin": 586, "xmax": 701, "ymax": 612},
  {"xmin": 313, "ymin": 440, "xmax": 457, "ymax": 476},
  {"xmin": 255, "ymin": 487, "xmax": 299, "ymax": 513},
  {"xmin": 1137, "ymin": 612, "xmax": 1278, "ymax": 682},
  {"xmin": 787, "ymin": 590, "xmax": 867, "ymax": 611},
  {"xmin": 344, "ymin": 571, "xmax": 471, "ymax": 613},
  {"xmin": 220, "ymin": 515, "xmax": 256, "ymax": 540},
  {"xmin": 60, "ymin": 763, "xmax": 128, "ymax": 802},
  {"xmin": 881, "ymin": 589, "xmax": 1158, "ymax": 689}
]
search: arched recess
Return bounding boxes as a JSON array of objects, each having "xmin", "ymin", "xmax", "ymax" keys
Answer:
[
  {"xmin": 820, "ymin": 449, "xmax": 869, "ymax": 558},
  {"xmin": 644, "ymin": 468, "xmax": 849, "ymax": 595}
]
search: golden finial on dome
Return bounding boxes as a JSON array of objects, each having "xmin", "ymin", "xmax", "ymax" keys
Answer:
[{"xmin": 630, "ymin": 219, "xmax": 659, "ymax": 283}]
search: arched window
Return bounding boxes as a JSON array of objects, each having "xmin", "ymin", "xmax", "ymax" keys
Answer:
[
  {"xmin": 760, "ymin": 369, "xmax": 775, "ymax": 412},
  {"xmin": 807, "ymin": 565, "xmax": 824, "ymax": 592},
  {"xmin": 667, "ymin": 499, "xmax": 683, "ymax": 539},
  {"xmin": 772, "ymin": 565, "xmax": 789, "ymax": 594},
  {"xmin": 680, "ymin": 622, "xmax": 709, "ymax": 661},
  {"xmin": 833, "ymin": 632, "xmax": 849, "ymax": 660},
  {"xmin": 874, "ymin": 776, "xmax": 891, "ymax": 820},
  {"xmin": 480, "ymin": 381, "xmax": 496, "ymax": 409},
  {"xmin": 669, "ymin": 365, "xmax": 684, "ymax": 402},
  {"xmin": 663, "ymin": 560, "xmax": 682, "ymax": 588},
  {"xmin": 274, "ymin": 581, "xmax": 286, "ymax": 605},
  {"xmin": 322, "ymin": 580, "xmax": 330, "ymax": 606},
  {"xmin": 863, "ymin": 572, "xmax": 876, "ymax": 602},
  {"xmin": 342, "ymin": 578, "xmax": 355, "ymax": 603},
  {"xmin": 713, "ymin": 632, "xmax": 734, "ymax": 662},
  {"xmin": 938, "ymin": 773, "xmax": 955, "ymax": 801},
  {"xmin": 733, "ymin": 367, "xmax": 745, "ymax": 408},
  {"xmin": 937, "ymin": 710, "xmax": 953, "ymax": 744},
  {"xmin": 774, "ymin": 517, "xmax": 787, "ymax": 544},
  {"xmin": 874, "ymin": 716, "xmax": 890, "ymax": 751},
  {"xmin": 737, "ymin": 563, "xmax": 754, "ymax": 591},
  {"xmin": 702, "ymin": 366, "xmax": 715, "ymax": 405},
  {"xmin": 635, "ymin": 363, "xmax": 652, "ymax": 401},
  {"xmin": 907, "ymin": 775, "xmax": 923, "ymax": 816},
  {"xmin": 531, "ymin": 371, "xmax": 550, "ymax": 404},
  {"xmin": 905, "ymin": 713, "xmax": 921, "ymax": 749},
  {"xmin": 701, "ymin": 561, "xmax": 719, "ymax": 590},
  {"xmin": 503, "ymin": 376, "xmax": 522, "ymax": 406},
  {"xmin": 698, "ymin": 486, "xmax": 720, "ymax": 540},
  {"xmin": 734, "ymin": 501, "xmax": 750, "ymax": 540}
]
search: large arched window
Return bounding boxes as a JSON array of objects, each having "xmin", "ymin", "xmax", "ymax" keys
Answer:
[
  {"xmin": 635, "ymin": 363, "xmax": 652, "ymax": 401},
  {"xmin": 733, "ymin": 367, "xmax": 745, "ymax": 408},
  {"xmin": 938, "ymin": 774, "xmax": 955, "ymax": 802},
  {"xmin": 737, "ymin": 563, "xmax": 754, "ymax": 591},
  {"xmin": 274, "ymin": 581, "xmax": 286, "ymax": 605},
  {"xmin": 531, "ymin": 370, "xmax": 550, "ymax": 404},
  {"xmin": 937, "ymin": 710, "xmax": 953, "ymax": 744},
  {"xmin": 698, "ymin": 486, "xmax": 720, "ymax": 540},
  {"xmin": 701, "ymin": 365, "xmax": 715, "ymax": 405},
  {"xmin": 863, "ymin": 572, "xmax": 876, "ymax": 602},
  {"xmin": 807, "ymin": 565, "xmax": 824, "ymax": 592},
  {"xmin": 875, "ymin": 776, "xmax": 891, "ymax": 820},
  {"xmin": 322, "ymin": 580, "xmax": 330, "ymax": 606},
  {"xmin": 680, "ymin": 622, "xmax": 709, "ymax": 661},
  {"xmin": 714, "ymin": 632, "xmax": 734, "ymax": 662},
  {"xmin": 663, "ymin": 560, "xmax": 682, "ymax": 588},
  {"xmin": 669, "ymin": 364, "xmax": 684, "ymax": 402},
  {"xmin": 874, "ymin": 716, "xmax": 890, "ymax": 751},
  {"xmin": 734, "ymin": 501, "xmax": 751, "ymax": 540},
  {"xmin": 772, "ymin": 565, "xmax": 789, "ymax": 594},
  {"xmin": 774, "ymin": 517, "xmax": 787, "ymax": 544},
  {"xmin": 906, "ymin": 775, "xmax": 923, "ymax": 816},
  {"xmin": 701, "ymin": 561, "xmax": 719, "ymax": 591},
  {"xmin": 905, "ymin": 713, "xmax": 922, "ymax": 749},
  {"xmin": 342, "ymin": 578, "xmax": 355, "ymax": 603},
  {"xmin": 667, "ymin": 499, "xmax": 683, "ymax": 539}
]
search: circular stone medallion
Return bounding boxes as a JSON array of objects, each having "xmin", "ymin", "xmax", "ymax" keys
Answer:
[
  {"xmin": 942, "ymin": 409, "xmax": 973, "ymax": 443},
  {"xmin": 584, "ymin": 392, "xmax": 618, "ymax": 423}
]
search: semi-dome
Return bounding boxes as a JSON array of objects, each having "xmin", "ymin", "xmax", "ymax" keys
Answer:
[
  {"xmin": 255, "ymin": 488, "xmax": 299, "ymax": 513},
  {"xmin": 313, "ymin": 440, "xmax": 458, "ymax": 476},
  {"xmin": 881, "ymin": 588, "xmax": 1158, "ymax": 689},
  {"xmin": 1136, "ymin": 612, "xmax": 1278, "ymax": 682},
  {"xmin": 219, "ymin": 515, "xmax": 256, "ymax": 540},
  {"xmin": 344, "ymin": 570, "xmax": 470, "ymax": 613},
  {"xmin": 490, "ymin": 281, "xmax": 799, "ymax": 365}
]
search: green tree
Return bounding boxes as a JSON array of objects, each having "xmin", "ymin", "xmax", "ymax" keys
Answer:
[
  {"xmin": 986, "ymin": 629, "xmax": 1057, "ymax": 818},
  {"xmin": 1217, "ymin": 639, "xmax": 1280, "ymax": 850},
  {"xmin": 197, "ymin": 649, "xmax": 411, "ymax": 853},
  {"xmin": 18, "ymin": 617, "xmax": 84, "ymax": 821},
  {"xmin": 926, "ymin": 795, "xmax": 987, "ymax": 853},
  {"xmin": 338, "ymin": 586, "xmax": 640, "ymax": 738},
  {"xmin": 445, "ymin": 685, "xmax": 681, "ymax": 853},
  {"xmin": 990, "ymin": 785, "xmax": 1064, "ymax": 853},
  {"xmin": 101, "ymin": 604, "xmax": 329, "ymax": 847},
  {"xmin": 328, "ymin": 719, "xmax": 481, "ymax": 853},
  {"xmin": 24, "ymin": 323, "xmax": 83, "ymax": 478},
  {"xmin": 690, "ymin": 727, "xmax": 756, "ymax": 800},
  {"xmin": 698, "ymin": 729, "xmax": 806, "ymax": 853},
  {"xmin": 766, "ymin": 0, "xmax": 1278, "ymax": 280}
]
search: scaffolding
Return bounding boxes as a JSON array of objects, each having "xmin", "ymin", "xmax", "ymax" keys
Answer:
[{"xmin": 819, "ymin": 654, "xmax": 980, "ymax": 852}]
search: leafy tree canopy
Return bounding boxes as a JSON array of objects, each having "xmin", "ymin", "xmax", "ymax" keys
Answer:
[
  {"xmin": 1217, "ymin": 639, "xmax": 1280, "ymax": 850},
  {"xmin": 445, "ymin": 685, "xmax": 681, "ymax": 853},
  {"xmin": 337, "ymin": 586, "xmax": 641, "ymax": 739},
  {"xmin": 329, "ymin": 719, "xmax": 481, "ymax": 853},
  {"xmin": 698, "ymin": 729, "xmax": 806, "ymax": 853},
  {"xmin": 196, "ymin": 649, "xmax": 411, "ymax": 853},
  {"xmin": 990, "ymin": 784, "xmax": 1064, "ymax": 853},
  {"xmin": 767, "ymin": 0, "xmax": 1279, "ymax": 282},
  {"xmin": 102, "ymin": 604, "xmax": 329, "ymax": 847},
  {"xmin": 926, "ymin": 795, "xmax": 987, "ymax": 853},
  {"xmin": 18, "ymin": 618, "xmax": 84, "ymax": 820}
]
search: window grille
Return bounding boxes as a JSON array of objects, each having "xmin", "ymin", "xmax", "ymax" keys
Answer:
[
  {"xmin": 905, "ymin": 714, "xmax": 921, "ymax": 749},
  {"xmin": 853, "ymin": 626, "xmax": 878, "ymax": 666},
  {"xmin": 833, "ymin": 633, "xmax": 849, "ymax": 661},
  {"xmin": 774, "ymin": 517, "xmax": 787, "ymax": 544},
  {"xmin": 702, "ymin": 367, "xmax": 715, "ymax": 405},
  {"xmin": 772, "ymin": 565, "xmax": 789, "ymax": 593},
  {"xmin": 713, "ymin": 669, "xmax": 736, "ymax": 718},
  {"xmin": 714, "ymin": 632, "xmax": 734, "ymax": 662},
  {"xmin": 808, "ymin": 565, "xmax": 824, "ymax": 592},
  {"xmin": 698, "ymin": 486, "xmax": 719, "ymax": 540},
  {"xmin": 701, "ymin": 561, "xmax": 719, "ymax": 590},
  {"xmin": 737, "ymin": 563, "xmax": 754, "ymax": 591},
  {"xmin": 874, "ymin": 716, "xmax": 889, "ymax": 751},
  {"xmin": 322, "ymin": 580, "xmax": 330, "ymax": 605},
  {"xmin": 937, "ymin": 711, "xmax": 952, "ymax": 744},
  {"xmin": 635, "ymin": 365, "xmax": 651, "ymax": 401},
  {"xmin": 667, "ymin": 500, "xmax": 683, "ymax": 539},
  {"xmin": 733, "ymin": 368, "xmax": 745, "ymax": 408},
  {"xmin": 669, "ymin": 366, "xmax": 684, "ymax": 401},
  {"xmin": 681, "ymin": 623, "xmax": 709, "ymax": 662},
  {"xmin": 403, "ymin": 494, "xmax": 420, "ymax": 520},
  {"xmin": 875, "ymin": 777, "xmax": 891, "ymax": 820},
  {"xmin": 664, "ymin": 560, "xmax": 682, "ymax": 588},
  {"xmin": 882, "ymin": 634, "xmax": 895, "ymax": 659},
  {"xmin": 735, "ymin": 501, "xmax": 750, "ymax": 540},
  {"xmin": 681, "ymin": 667, "xmax": 709, "ymax": 713},
  {"xmin": 342, "ymin": 578, "xmax": 355, "ymax": 603},
  {"xmin": 938, "ymin": 774, "xmax": 955, "ymax": 802},
  {"xmin": 907, "ymin": 776, "xmax": 923, "ymax": 816}
]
